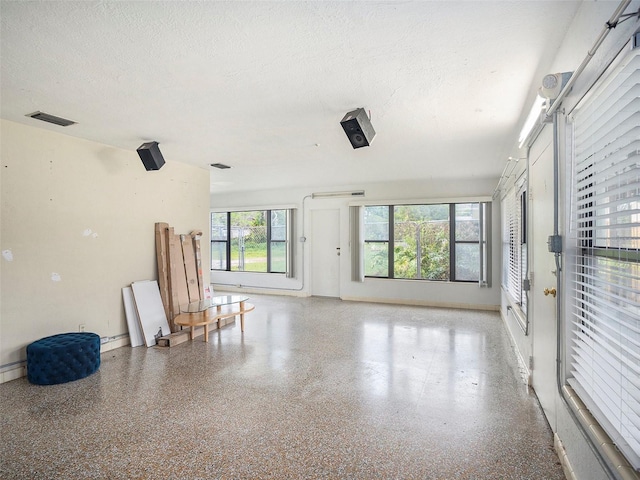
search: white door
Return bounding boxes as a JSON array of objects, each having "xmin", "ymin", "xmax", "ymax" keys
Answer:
[
  {"xmin": 530, "ymin": 140, "xmax": 559, "ymax": 429},
  {"xmin": 310, "ymin": 209, "xmax": 340, "ymax": 297}
]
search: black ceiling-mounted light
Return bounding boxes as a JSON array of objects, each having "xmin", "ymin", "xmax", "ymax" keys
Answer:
[{"xmin": 340, "ymin": 108, "xmax": 376, "ymax": 149}]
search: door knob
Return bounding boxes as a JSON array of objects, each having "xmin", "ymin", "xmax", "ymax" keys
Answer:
[{"xmin": 544, "ymin": 287, "xmax": 557, "ymax": 298}]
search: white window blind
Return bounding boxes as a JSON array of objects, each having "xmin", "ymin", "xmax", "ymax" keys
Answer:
[
  {"xmin": 568, "ymin": 43, "xmax": 640, "ymax": 469},
  {"xmin": 502, "ymin": 188, "xmax": 519, "ymax": 300},
  {"xmin": 501, "ymin": 175, "xmax": 526, "ymax": 310}
]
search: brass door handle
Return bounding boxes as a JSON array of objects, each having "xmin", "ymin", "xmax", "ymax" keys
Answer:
[{"xmin": 544, "ymin": 287, "xmax": 557, "ymax": 298}]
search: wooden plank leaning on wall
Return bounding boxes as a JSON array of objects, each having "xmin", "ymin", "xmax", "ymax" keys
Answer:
[
  {"xmin": 181, "ymin": 234, "xmax": 200, "ymax": 303},
  {"xmin": 154, "ymin": 223, "xmax": 171, "ymax": 325},
  {"xmin": 191, "ymin": 230, "xmax": 205, "ymax": 301},
  {"xmin": 155, "ymin": 223, "xmax": 206, "ymax": 333}
]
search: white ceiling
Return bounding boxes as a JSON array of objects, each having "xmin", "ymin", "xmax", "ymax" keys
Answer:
[{"xmin": 0, "ymin": 0, "xmax": 583, "ymax": 195}]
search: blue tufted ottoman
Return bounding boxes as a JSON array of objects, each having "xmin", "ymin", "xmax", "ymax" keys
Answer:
[{"xmin": 26, "ymin": 332, "xmax": 101, "ymax": 385}]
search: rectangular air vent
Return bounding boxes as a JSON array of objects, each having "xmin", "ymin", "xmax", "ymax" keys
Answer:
[
  {"xmin": 210, "ymin": 163, "xmax": 231, "ymax": 169},
  {"xmin": 26, "ymin": 111, "xmax": 76, "ymax": 127}
]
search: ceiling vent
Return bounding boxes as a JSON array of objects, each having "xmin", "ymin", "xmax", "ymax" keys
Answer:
[
  {"xmin": 210, "ymin": 163, "xmax": 231, "ymax": 169},
  {"xmin": 26, "ymin": 111, "xmax": 77, "ymax": 127}
]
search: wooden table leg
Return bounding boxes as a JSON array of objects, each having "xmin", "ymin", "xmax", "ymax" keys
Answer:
[
  {"xmin": 204, "ymin": 324, "xmax": 209, "ymax": 342},
  {"xmin": 190, "ymin": 326, "xmax": 195, "ymax": 340},
  {"xmin": 239, "ymin": 301, "xmax": 245, "ymax": 332},
  {"xmin": 217, "ymin": 305, "xmax": 222, "ymax": 329}
]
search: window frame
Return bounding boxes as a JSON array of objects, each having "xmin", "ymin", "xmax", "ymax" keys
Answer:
[
  {"xmin": 268, "ymin": 209, "xmax": 288, "ymax": 274},
  {"xmin": 211, "ymin": 209, "xmax": 290, "ymax": 274},
  {"xmin": 452, "ymin": 203, "xmax": 483, "ymax": 282},
  {"xmin": 362, "ymin": 201, "xmax": 486, "ymax": 283},
  {"xmin": 362, "ymin": 205, "xmax": 392, "ymax": 278},
  {"xmin": 210, "ymin": 212, "xmax": 230, "ymax": 271}
]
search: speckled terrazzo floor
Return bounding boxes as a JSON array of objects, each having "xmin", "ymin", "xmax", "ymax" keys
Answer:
[{"xmin": 0, "ymin": 295, "xmax": 564, "ymax": 480}]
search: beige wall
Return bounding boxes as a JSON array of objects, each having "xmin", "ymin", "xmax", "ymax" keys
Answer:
[{"xmin": 0, "ymin": 119, "xmax": 210, "ymax": 382}]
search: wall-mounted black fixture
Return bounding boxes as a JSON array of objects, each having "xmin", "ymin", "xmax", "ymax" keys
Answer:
[
  {"xmin": 340, "ymin": 108, "xmax": 375, "ymax": 149},
  {"xmin": 137, "ymin": 141, "xmax": 165, "ymax": 171}
]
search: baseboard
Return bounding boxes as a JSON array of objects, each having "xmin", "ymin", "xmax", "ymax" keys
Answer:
[
  {"xmin": 340, "ymin": 295, "xmax": 500, "ymax": 311},
  {"xmin": 555, "ymin": 433, "xmax": 578, "ymax": 480},
  {"xmin": 100, "ymin": 335, "xmax": 130, "ymax": 353},
  {"xmin": 500, "ymin": 309, "xmax": 532, "ymax": 386},
  {"xmin": 0, "ymin": 363, "xmax": 27, "ymax": 384},
  {"xmin": 212, "ymin": 285, "xmax": 309, "ymax": 298}
]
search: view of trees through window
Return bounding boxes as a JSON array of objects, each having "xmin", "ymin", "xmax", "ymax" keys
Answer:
[
  {"xmin": 210, "ymin": 210, "xmax": 286, "ymax": 273},
  {"xmin": 364, "ymin": 203, "xmax": 480, "ymax": 282},
  {"xmin": 212, "ymin": 204, "xmax": 480, "ymax": 281}
]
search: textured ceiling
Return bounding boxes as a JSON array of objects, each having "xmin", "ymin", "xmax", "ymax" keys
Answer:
[{"xmin": 0, "ymin": 0, "xmax": 582, "ymax": 194}]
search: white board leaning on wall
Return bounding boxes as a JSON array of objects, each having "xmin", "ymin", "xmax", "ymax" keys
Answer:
[
  {"xmin": 130, "ymin": 280, "xmax": 171, "ymax": 347},
  {"xmin": 122, "ymin": 286, "xmax": 144, "ymax": 348}
]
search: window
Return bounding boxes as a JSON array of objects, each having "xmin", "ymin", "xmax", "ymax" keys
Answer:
[
  {"xmin": 210, "ymin": 212, "xmax": 228, "ymax": 270},
  {"xmin": 454, "ymin": 203, "xmax": 481, "ymax": 281},
  {"xmin": 211, "ymin": 209, "xmax": 291, "ymax": 274},
  {"xmin": 269, "ymin": 210, "xmax": 287, "ymax": 273},
  {"xmin": 501, "ymin": 175, "xmax": 527, "ymax": 313},
  {"xmin": 363, "ymin": 206, "xmax": 389, "ymax": 277},
  {"xmin": 394, "ymin": 204, "xmax": 449, "ymax": 280},
  {"xmin": 567, "ymin": 43, "xmax": 639, "ymax": 469},
  {"xmin": 363, "ymin": 202, "xmax": 488, "ymax": 282}
]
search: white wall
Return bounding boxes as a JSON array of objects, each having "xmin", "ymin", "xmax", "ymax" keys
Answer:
[
  {"xmin": 0, "ymin": 119, "xmax": 210, "ymax": 383},
  {"xmin": 211, "ymin": 177, "xmax": 501, "ymax": 310},
  {"xmin": 500, "ymin": 2, "xmax": 640, "ymax": 479}
]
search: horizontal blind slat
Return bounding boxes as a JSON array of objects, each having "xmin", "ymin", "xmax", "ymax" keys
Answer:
[
  {"xmin": 569, "ymin": 46, "xmax": 640, "ymax": 469},
  {"xmin": 571, "ymin": 301, "xmax": 640, "ymax": 356},
  {"xmin": 571, "ymin": 283, "xmax": 640, "ymax": 322},
  {"xmin": 573, "ymin": 53, "xmax": 640, "ymax": 124},
  {"xmin": 572, "ymin": 324, "xmax": 640, "ymax": 376},
  {"xmin": 575, "ymin": 96, "xmax": 640, "ymax": 150}
]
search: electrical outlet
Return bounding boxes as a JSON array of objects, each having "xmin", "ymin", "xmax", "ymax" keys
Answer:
[{"xmin": 79, "ymin": 324, "xmax": 85, "ymax": 332}]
